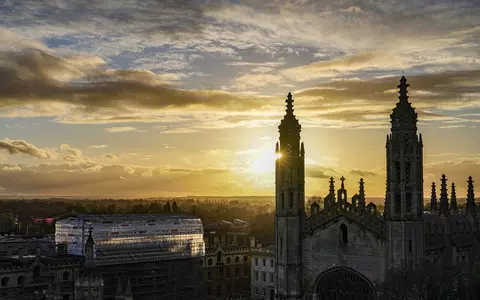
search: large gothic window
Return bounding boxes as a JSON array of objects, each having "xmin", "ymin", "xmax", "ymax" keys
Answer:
[
  {"xmin": 395, "ymin": 191, "xmax": 401, "ymax": 215},
  {"xmin": 288, "ymin": 191, "xmax": 294, "ymax": 209},
  {"xmin": 315, "ymin": 267, "xmax": 375, "ymax": 300},
  {"xmin": 340, "ymin": 224, "xmax": 348, "ymax": 244},
  {"xmin": 406, "ymin": 192, "xmax": 412, "ymax": 214}
]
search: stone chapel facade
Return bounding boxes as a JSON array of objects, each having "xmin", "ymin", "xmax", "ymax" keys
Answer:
[{"xmin": 274, "ymin": 77, "xmax": 480, "ymax": 299}]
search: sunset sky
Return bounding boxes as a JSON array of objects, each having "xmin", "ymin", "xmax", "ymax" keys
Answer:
[{"xmin": 0, "ymin": 0, "xmax": 479, "ymax": 199}]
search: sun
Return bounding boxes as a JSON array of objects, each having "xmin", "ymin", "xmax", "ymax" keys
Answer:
[{"xmin": 248, "ymin": 150, "xmax": 278, "ymax": 174}]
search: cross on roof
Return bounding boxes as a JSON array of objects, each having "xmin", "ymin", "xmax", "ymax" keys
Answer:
[{"xmin": 340, "ymin": 176, "xmax": 345, "ymax": 183}]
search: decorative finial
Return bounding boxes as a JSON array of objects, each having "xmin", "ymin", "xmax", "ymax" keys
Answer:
[
  {"xmin": 398, "ymin": 76, "xmax": 409, "ymax": 104},
  {"xmin": 285, "ymin": 92, "xmax": 294, "ymax": 116},
  {"xmin": 451, "ymin": 182, "xmax": 458, "ymax": 213},
  {"xmin": 340, "ymin": 176, "xmax": 346, "ymax": 189}
]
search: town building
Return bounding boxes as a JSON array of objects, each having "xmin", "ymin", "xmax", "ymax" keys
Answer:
[
  {"xmin": 274, "ymin": 77, "xmax": 480, "ymax": 299},
  {"xmin": 251, "ymin": 245, "xmax": 275, "ymax": 300},
  {"xmin": 0, "ymin": 234, "xmax": 55, "ymax": 257},
  {"xmin": 203, "ymin": 242, "xmax": 251, "ymax": 299},
  {"xmin": 0, "ymin": 251, "xmax": 82, "ymax": 299},
  {"xmin": 56, "ymin": 213, "xmax": 205, "ymax": 300}
]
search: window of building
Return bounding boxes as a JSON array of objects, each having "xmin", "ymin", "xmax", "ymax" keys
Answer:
[
  {"xmin": 235, "ymin": 256, "xmax": 240, "ymax": 263},
  {"xmin": 217, "ymin": 267, "xmax": 223, "ymax": 278},
  {"xmin": 217, "ymin": 251, "xmax": 222, "ymax": 263},
  {"xmin": 270, "ymin": 259, "xmax": 274, "ymax": 267},
  {"xmin": 244, "ymin": 267, "xmax": 249, "ymax": 277},
  {"xmin": 255, "ymin": 287, "xmax": 258, "ymax": 295},
  {"xmin": 62, "ymin": 271, "xmax": 70, "ymax": 281},
  {"xmin": 270, "ymin": 273, "xmax": 274, "ymax": 283},
  {"xmin": 243, "ymin": 255, "xmax": 248, "ymax": 262},
  {"xmin": 409, "ymin": 240, "xmax": 412, "ymax": 253},
  {"xmin": 33, "ymin": 266, "xmax": 41, "ymax": 280},
  {"xmin": 255, "ymin": 258, "xmax": 258, "ymax": 266},
  {"xmin": 208, "ymin": 258, "xmax": 213, "ymax": 266},
  {"xmin": 17, "ymin": 276, "xmax": 25, "ymax": 286},
  {"xmin": 226, "ymin": 257, "xmax": 231, "ymax": 264},
  {"xmin": 255, "ymin": 271, "xmax": 259, "ymax": 281},
  {"xmin": 262, "ymin": 258, "xmax": 266, "ymax": 266},
  {"xmin": 263, "ymin": 288, "xmax": 267, "ymax": 296},
  {"xmin": 235, "ymin": 267, "xmax": 239, "ymax": 278},
  {"xmin": 340, "ymin": 224, "xmax": 348, "ymax": 244},
  {"xmin": 207, "ymin": 271, "xmax": 212, "ymax": 280},
  {"xmin": 262, "ymin": 272, "xmax": 267, "ymax": 282},
  {"xmin": 1, "ymin": 277, "xmax": 8, "ymax": 287}
]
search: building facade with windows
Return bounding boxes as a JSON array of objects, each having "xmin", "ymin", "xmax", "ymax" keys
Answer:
[
  {"xmin": 0, "ymin": 254, "xmax": 82, "ymax": 300},
  {"xmin": 251, "ymin": 246, "xmax": 275, "ymax": 300},
  {"xmin": 203, "ymin": 243, "xmax": 251, "ymax": 299}
]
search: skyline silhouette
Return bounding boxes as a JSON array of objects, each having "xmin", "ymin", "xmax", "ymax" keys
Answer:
[{"xmin": 0, "ymin": 1, "xmax": 478, "ymax": 198}]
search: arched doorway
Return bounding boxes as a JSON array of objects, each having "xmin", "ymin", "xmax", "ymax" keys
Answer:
[{"xmin": 314, "ymin": 267, "xmax": 375, "ymax": 300}]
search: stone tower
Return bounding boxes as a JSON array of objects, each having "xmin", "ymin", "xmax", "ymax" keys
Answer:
[
  {"xmin": 75, "ymin": 227, "xmax": 104, "ymax": 300},
  {"xmin": 275, "ymin": 92, "xmax": 305, "ymax": 299},
  {"xmin": 385, "ymin": 76, "xmax": 425, "ymax": 271}
]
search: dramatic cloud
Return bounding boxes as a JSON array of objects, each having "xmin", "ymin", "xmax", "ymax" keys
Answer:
[{"xmin": 0, "ymin": 138, "xmax": 55, "ymax": 159}]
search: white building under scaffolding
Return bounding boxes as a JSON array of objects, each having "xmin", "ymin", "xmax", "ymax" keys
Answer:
[{"xmin": 55, "ymin": 214, "xmax": 206, "ymax": 300}]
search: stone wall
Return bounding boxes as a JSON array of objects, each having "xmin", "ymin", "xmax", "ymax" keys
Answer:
[{"xmin": 302, "ymin": 216, "xmax": 386, "ymax": 294}]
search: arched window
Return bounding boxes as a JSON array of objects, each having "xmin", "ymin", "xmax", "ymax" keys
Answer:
[
  {"xmin": 62, "ymin": 271, "xmax": 69, "ymax": 281},
  {"xmin": 340, "ymin": 224, "xmax": 348, "ymax": 244},
  {"xmin": 33, "ymin": 266, "xmax": 41, "ymax": 280},
  {"xmin": 226, "ymin": 257, "xmax": 231, "ymax": 264},
  {"xmin": 235, "ymin": 256, "xmax": 240, "ymax": 263},
  {"xmin": 405, "ymin": 192, "xmax": 412, "ymax": 213},
  {"xmin": 243, "ymin": 255, "xmax": 248, "ymax": 263},
  {"xmin": 1, "ymin": 277, "xmax": 9, "ymax": 287},
  {"xmin": 208, "ymin": 258, "xmax": 213, "ymax": 266},
  {"xmin": 17, "ymin": 276, "xmax": 25, "ymax": 286},
  {"xmin": 216, "ymin": 251, "xmax": 222, "ymax": 263}
]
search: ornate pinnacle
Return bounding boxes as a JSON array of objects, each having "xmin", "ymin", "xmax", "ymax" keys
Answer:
[
  {"xmin": 466, "ymin": 176, "xmax": 476, "ymax": 215},
  {"xmin": 398, "ymin": 76, "xmax": 409, "ymax": 104},
  {"xmin": 359, "ymin": 178, "xmax": 365, "ymax": 198},
  {"xmin": 275, "ymin": 142, "xmax": 279, "ymax": 154},
  {"xmin": 430, "ymin": 182, "xmax": 437, "ymax": 211},
  {"xmin": 439, "ymin": 174, "xmax": 449, "ymax": 216},
  {"xmin": 451, "ymin": 183, "xmax": 458, "ymax": 212},
  {"xmin": 329, "ymin": 177, "xmax": 335, "ymax": 199},
  {"xmin": 286, "ymin": 92, "xmax": 294, "ymax": 116},
  {"xmin": 340, "ymin": 176, "xmax": 346, "ymax": 189},
  {"xmin": 300, "ymin": 142, "xmax": 305, "ymax": 155}
]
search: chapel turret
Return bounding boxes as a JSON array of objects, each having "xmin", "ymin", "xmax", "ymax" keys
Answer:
[
  {"xmin": 275, "ymin": 92, "xmax": 305, "ymax": 299},
  {"xmin": 385, "ymin": 76, "xmax": 425, "ymax": 271}
]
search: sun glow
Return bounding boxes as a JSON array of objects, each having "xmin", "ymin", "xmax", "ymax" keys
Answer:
[{"xmin": 248, "ymin": 150, "xmax": 278, "ymax": 174}]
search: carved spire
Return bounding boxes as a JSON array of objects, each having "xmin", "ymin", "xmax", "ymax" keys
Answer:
[
  {"xmin": 275, "ymin": 141, "xmax": 279, "ymax": 154},
  {"xmin": 466, "ymin": 176, "xmax": 476, "ymax": 216},
  {"xmin": 450, "ymin": 182, "xmax": 458, "ymax": 213},
  {"xmin": 398, "ymin": 76, "xmax": 409, "ymax": 104},
  {"xmin": 300, "ymin": 142, "xmax": 304, "ymax": 156},
  {"xmin": 85, "ymin": 227, "xmax": 94, "ymax": 259},
  {"xmin": 358, "ymin": 178, "xmax": 366, "ymax": 212},
  {"xmin": 340, "ymin": 176, "xmax": 346, "ymax": 190},
  {"xmin": 430, "ymin": 182, "xmax": 437, "ymax": 211},
  {"xmin": 329, "ymin": 177, "xmax": 335, "ymax": 200},
  {"xmin": 286, "ymin": 92, "xmax": 294, "ymax": 116},
  {"xmin": 419, "ymin": 133, "xmax": 423, "ymax": 145},
  {"xmin": 390, "ymin": 76, "xmax": 417, "ymax": 131},
  {"xmin": 439, "ymin": 174, "xmax": 449, "ymax": 216}
]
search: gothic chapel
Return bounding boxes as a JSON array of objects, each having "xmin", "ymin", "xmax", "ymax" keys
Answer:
[{"xmin": 274, "ymin": 77, "xmax": 480, "ymax": 299}]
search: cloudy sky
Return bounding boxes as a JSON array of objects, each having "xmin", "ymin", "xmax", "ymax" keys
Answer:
[{"xmin": 0, "ymin": 0, "xmax": 478, "ymax": 199}]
